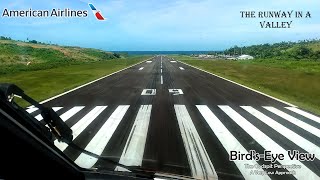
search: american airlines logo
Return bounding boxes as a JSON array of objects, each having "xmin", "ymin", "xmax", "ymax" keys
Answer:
[
  {"xmin": 1, "ymin": 3, "xmax": 105, "ymax": 21},
  {"xmin": 88, "ymin": 3, "xmax": 105, "ymax": 20}
]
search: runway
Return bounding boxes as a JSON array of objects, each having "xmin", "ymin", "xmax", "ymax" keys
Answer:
[{"xmin": 27, "ymin": 56, "xmax": 320, "ymax": 179}]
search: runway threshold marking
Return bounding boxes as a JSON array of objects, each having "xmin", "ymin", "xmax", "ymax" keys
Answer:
[
  {"xmin": 264, "ymin": 106, "xmax": 320, "ymax": 139},
  {"xmin": 196, "ymin": 105, "xmax": 270, "ymax": 180},
  {"xmin": 116, "ymin": 105, "xmax": 152, "ymax": 171},
  {"xmin": 285, "ymin": 107, "xmax": 320, "ymax": 123},
  {"xmin": 26, "ymin": 107, "xmax": 38, "ymax": 113},
  {"xmin": 139, "ymin": 67, "xmax": 144, "ymax": 71},
  {"xmin": 35, "ymin": 107, "xmax": 63, "ymax": 120},
  {"xmin": 174, "ymin": 105, "xmax": 217, "ymax": 180},
  {"xmin": 75, "ymin": 105, "xmax": 130, "ymax": 168},
  {"xmin": 242, "ymin": 106, "xmax": 320, "ymax": 160},
  {"xmin": 59, "ymin": 106, "xmax": 85, "ymax": 121},
  {"xmin": 54, "ymin": 106, "xmax": 107, "ymax": 151},
  {"xmin": 219, "ymin": 105, "xmax": 319, "ymax": 180}
]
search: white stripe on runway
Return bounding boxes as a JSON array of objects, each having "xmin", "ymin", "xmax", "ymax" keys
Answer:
[
  {"xmin": 139, "ymin": 67, "xmax": 144, "ymax": 71},
  {"xmin": 219, "ymin": 105, "xmax": 319, "ymax": 180},
  {"xmin": 264, "ymin": 106, "xmax": 320, "ymax": 139},
  {"xmin": 161, "ymin": 75, "xmax": 163, "ymax": 85},
  {"xmin": 175, "ymin": 105, "xmax": 217, "ymax": 180},
  {"xmin": 179, "ymin": 67, "xmax": 185, "ymax": 70},
  {"xmin": 60, "ymin": 106, "xmax": 85, "ymax": 121},
  {"xmin": 285, "ymin": 107, "xmax": 320, "ymax": 123},
  {"xmin": 242, "ymin": 106, "xmax": 320, "ymax": 160},
  {"xmin": 146, "ymin": 61, "xmax": 152, "ymax": 63},
  {"xmin": 54, "ymin": 106, "xmax": 107, "ymax": 152},
  {"xmin": 161, "ymin": 69, "xmax": 162, "ymax": 73},
  {"xmin": 75, "ymin": 105, "xmax": 129, "ymax": 168},
  {"xmin": 197, "ymin": 105, "xmax": 270, "ymax": 180},
  {"xmin": 26, "ymin": 107, "xmax": 38, "ymax": 113},
  {"xmin": 115, "ymin": 105, "xmax": 152, "ymax": 171},
  {"xmin": 170, "ymin": 61, "xmax": 177, "ymax": 63},
  {"xmin": 35, "ymin": 107, "xmax": 63, "ymax": 121}
]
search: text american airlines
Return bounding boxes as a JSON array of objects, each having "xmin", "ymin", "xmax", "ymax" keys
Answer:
[{"xmin": 1, "ymin": 3, "xmax": 105, "ymax": 20}]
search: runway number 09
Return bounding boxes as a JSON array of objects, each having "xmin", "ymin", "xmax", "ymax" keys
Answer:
[
  {"xmin": 141, "ymin": 89, "xmax": 184, "ymax": 96},
  {"xmin": 168, "ymin": 89, "xmax": 184, "ymax": 96}
]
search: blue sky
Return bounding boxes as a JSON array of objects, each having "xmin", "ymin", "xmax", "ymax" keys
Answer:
[{"xmin": 0, "ymin": 0, "xmax": 320, "ymax": 51}]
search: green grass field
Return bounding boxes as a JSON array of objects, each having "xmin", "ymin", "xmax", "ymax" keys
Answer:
[
  {"xmin": 0, "ymin": 56, "xmax": 149, "ymax": 107},
  {"xmin": 172, "ymin": 55, "xmax": 320, "ymax": 115}
]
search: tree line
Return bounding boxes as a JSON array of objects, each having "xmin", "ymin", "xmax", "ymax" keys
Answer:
[{"xmin": 225, "ymin": 39, "xmax": 320, "ymax": 60}]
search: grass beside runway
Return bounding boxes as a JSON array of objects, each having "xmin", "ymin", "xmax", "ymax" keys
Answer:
[
  {"xmin": 0, "ymin": 56, "xmax": 150, "ymax": 107},
  {"xmin": 172, "ymin": 55, "xmax": 320, "ymax": 115}
]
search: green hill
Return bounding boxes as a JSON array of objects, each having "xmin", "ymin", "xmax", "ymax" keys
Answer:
[{"xmin": 0, "ymin": 38, "xmax": 122, "ymax": 74}]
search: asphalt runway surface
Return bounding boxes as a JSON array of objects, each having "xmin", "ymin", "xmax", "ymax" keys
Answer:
[{"xmin": 27, "ymin": 56, "xmax": 320, "ymax": 180}]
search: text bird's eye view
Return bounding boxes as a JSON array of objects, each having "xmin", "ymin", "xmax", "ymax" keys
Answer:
[{"xmin": 0, "ymin": 0, "xmax": 320, "ymax": 179}]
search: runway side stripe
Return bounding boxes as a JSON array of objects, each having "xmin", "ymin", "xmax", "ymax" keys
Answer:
[
  {"xmin": 264, "ymin": 106, "xmax": 320, "ymax": 139},
  {"xmin": 285, "ymin": 107, "xmax": 320, "ymax": 123},
  {"xmin": 179, "ymin": 67, "xmax": 185, "ymax": 70},
  {"xmin": 242, "ymin": 106, "xmax": 320, "ymax": 160},
  {"xmin": 219, "ymin": 105, "xmax": 320, "ymax": 180},
  {"xmin": 197, "ymin": 105, "xmax": 270, "ymax": 180},
  {"xmin": 35, "ymin": 107, "xmax": 63, "ymax": 121},
  {"xmin": 115, "ymin": 105, "xmax": 152, "ymax": 171},
  {"xmin": 75, "ymin": 105, "xmax": 130, "ymax": 168},
  {"xmin": 139, "ymin": 67, "xmax": 144, "ymax": 71},
  {"xmin": 175, "ymin": 105, "xmax": 217, "ymax": 180},
  {"xmin": 54, "ymin": 106, "xmax": 107, "ymax": 152},
  {"xmin": 60, "ymin": 106, "xmax": 85, "ymax": 121}
]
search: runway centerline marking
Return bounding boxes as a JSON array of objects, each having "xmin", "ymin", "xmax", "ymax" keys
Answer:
[
  {"xmin": 175, "ymin": 105, "xmax": 217, "ymax": 180},
  {"xmin": 219, "ymin": 105, "xmax": 319, "ymax": 180},
  {"xmin": 75, "ymin": 105, "xmax": 130, "ymax": 168},
  {"xmin": 179, "ymin": 67, "xmax": 185, "ymax": 70},
  {"xmin": 115, "ymin": 105, "xmax": 152, "ymax": 171},
  {"xmin": 170, "ymin": 61, "xmax": 177, "ymax": 63},
  {"xmin": 161, "ymin": 75, "xmax": 163, "ymax": 85},
  {"xmin": 54, "ymin": 106, "xmax": 107, "ymax": 152},
  {"xmin": 139, "ymin": 67, "xmax": 144, "ymax": 71},
  {"xmin": 146, "ymin": 61, "xmax": 152, "ymax": 63},
  {"xmin": 197, "ymin": 105, "xmax": 270, "ymax": 180}
]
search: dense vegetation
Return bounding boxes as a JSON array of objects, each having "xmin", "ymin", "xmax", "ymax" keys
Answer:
[
  {"xmin": 0, "ymin": 38, "xmax": 122, "ymax": 75},
  {"xmin": 225, "ymin": 39, "xmax": 320, "ymax": 60}
]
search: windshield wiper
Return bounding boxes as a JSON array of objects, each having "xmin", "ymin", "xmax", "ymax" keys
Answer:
[{"xmin": 0, "ymin": 83, "xmax": 155, "ymax": 179}]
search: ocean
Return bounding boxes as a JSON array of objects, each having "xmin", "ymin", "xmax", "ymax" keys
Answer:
[{"xmin": 111, "ymin": 51, "xmax": 219, "ymax": 55}]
